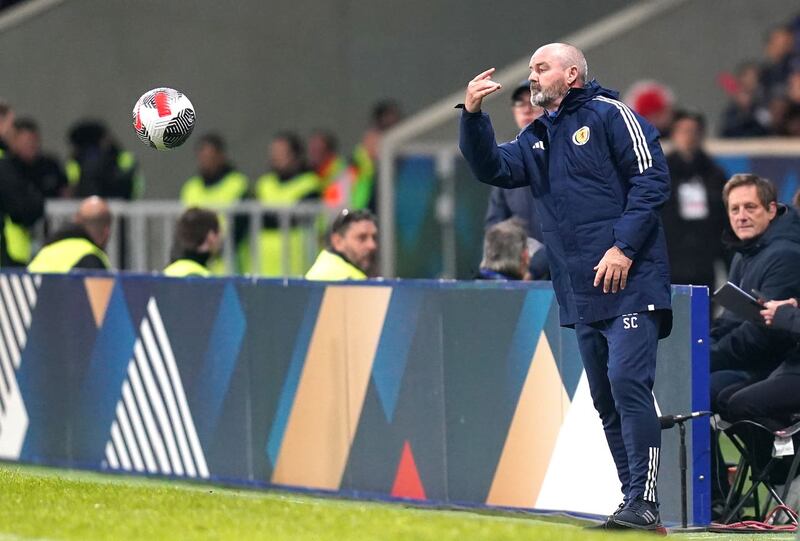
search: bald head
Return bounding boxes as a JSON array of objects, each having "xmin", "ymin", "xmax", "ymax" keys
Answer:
[
  {"xmin": 76, "ymin": 196, "xmax": 112, "ymax": 249},
  {"xmin": 534, "ymin": 43, "xmax": 588, "ymax": 84},
  {"xmin": 528, "ymin": 43, "xmax": 589, "ymax": 111}
]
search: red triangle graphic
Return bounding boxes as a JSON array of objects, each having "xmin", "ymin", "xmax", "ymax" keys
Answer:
[{"xmin": 391, "ymin": 440, "xmax": 427, "ymax": 500}]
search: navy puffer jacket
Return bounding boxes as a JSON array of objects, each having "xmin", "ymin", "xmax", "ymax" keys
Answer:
[{"xmin": 460, "ymin": 80, "xmax": 672, "ymax": 336}]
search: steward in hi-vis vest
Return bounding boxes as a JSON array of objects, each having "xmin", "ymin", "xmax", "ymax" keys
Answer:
[
  {"xmin": 180, "ymin": 133, "xmax": 248, "ymax": 274},
  {"xmin": 305, "ymin": 209, "xmax": 377, "ymax": 281},
  {"xmin": 28, "ymin": 197, "xmax": 113, "ymax": 273},
  {"xmin": 163, "ymin": 208, "xmax": 220, "ymax": 278},
  {"xmin": 244, "ymin": 132, "xmax": 321, "ymax": 276}
]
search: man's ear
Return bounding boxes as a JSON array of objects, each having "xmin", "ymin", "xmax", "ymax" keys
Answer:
[
  {"xmin": 330, "ymin": 232, "xmax": 344, "ymax": 252},
  {"xmin": 768, "ymin": 201, "xmax": 778, "ymax": 220}
]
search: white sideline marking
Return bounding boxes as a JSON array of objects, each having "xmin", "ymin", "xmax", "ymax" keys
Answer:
[{"xmin": 0, "ymin": 533, "xmax": 62, "ymax": 541}]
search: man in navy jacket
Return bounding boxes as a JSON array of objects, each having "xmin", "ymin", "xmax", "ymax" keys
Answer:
[{"xmin": 460, "ymin": 43, "xmax": 672, "ymax": 531}]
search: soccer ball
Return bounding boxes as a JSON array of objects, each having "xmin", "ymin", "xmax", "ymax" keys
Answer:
[{"xmin": 132, "ymin": 87, "xmax": 195, "ymax": 150}]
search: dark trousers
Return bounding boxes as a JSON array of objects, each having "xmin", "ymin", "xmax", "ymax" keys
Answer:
[
  {"xmin": 575, "ymin": 311, "xmax": 662, "ymax": 503},
  {"xmin": 719, "ymin": 373, "xmax": 800, "ymax": 429},
  {"xmin": 711, "ymin": 371, "xmax": 800, "ymax": 500}
]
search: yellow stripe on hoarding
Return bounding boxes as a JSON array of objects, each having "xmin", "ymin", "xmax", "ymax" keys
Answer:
[
  {"xmin": 272, "ymin": 285, "xmax": 391, "ymax": 490},
  {"xmin": 486, "ymin": 333, "xmax": 570, "ymax": 508}
]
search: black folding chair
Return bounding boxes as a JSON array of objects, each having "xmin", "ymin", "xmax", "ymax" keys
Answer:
[{"xmin": 713, "ymin": 414, "xmax": 800, "ymax": 524}]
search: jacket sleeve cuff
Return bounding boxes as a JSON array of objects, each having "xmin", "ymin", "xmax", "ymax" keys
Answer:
[
  {"xmin": 613, "ymin": 240, "xmax": 636, "ymax": 260},
  {"xmin": 456, "ymin": 103, "xmax": 483, "ymax": 116},
  {"xmin": 773, "ymin": 304, "xmax": 798, "ymax": 332}
]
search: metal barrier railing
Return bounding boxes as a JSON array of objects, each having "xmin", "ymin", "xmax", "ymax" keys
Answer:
[{"xmin": 44, "ymin": 200, "xmax": 336, "ymax": 275}]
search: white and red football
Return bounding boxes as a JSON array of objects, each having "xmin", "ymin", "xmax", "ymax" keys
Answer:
[{"xmin": 132, "ymin": 87, "xmax": 195, "ymax": 150}]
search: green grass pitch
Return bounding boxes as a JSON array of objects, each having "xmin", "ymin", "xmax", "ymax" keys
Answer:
[{"xmin": 0, "ymin": 464, "xmax": 794, "ymax": 540}]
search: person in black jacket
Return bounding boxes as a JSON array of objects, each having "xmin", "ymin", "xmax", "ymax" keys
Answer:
[
  {"xmin": 66, "ymin": 121, "xmax": 140, "ymax": 200},
  {"xmin": 0, "ymin": 120, "xmax": 46, "ymax": 267},
  {"xmin": 662, "ymin": 111, "xmax": 728, "ymax": 287},
  {"xmin": 715, "ymin": 295, "xmax": 800, "ymax": 430},
  {"xmin": 710, "ymin": 175, "xmax": 800, "ymax": 389}
]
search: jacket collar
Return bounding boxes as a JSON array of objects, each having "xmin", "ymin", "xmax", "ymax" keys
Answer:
[{"xmin": 536, "ymin": 80, "xmax": 618, "ymax": 126}]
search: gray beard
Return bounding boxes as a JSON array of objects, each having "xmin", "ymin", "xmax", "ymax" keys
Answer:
[{"xmin": 532, "ymin": 81, "xmax": 569, "ymax": 108}]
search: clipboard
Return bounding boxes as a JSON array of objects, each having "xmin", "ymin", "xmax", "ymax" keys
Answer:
[{"xmin": 712, "ymin": 282, "xmax": 764, "ymax": 322}]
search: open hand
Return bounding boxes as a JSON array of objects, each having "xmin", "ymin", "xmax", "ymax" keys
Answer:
[
  {"xmin": 464, "ymin": 68, "xmax": 502, "ymax": 113},
  {"xmin": 593, "ymin": 246, "xmax": 633, "ymax": 294},
  {"xmin": 761, "ymin": 298, "xmax": 798, "ymax": 325}
]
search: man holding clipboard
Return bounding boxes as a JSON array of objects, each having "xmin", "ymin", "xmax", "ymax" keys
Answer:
[{"xmin": 708, "ymin": 174, "xmax": 800, "ymax": 511}]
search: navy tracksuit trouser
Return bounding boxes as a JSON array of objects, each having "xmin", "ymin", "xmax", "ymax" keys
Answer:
[{"xmin": 575, "ymin": 311, "xmax": 662, "ymax": 504}]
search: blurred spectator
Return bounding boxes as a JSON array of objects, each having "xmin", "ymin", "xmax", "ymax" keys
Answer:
[
  {"xmin": 476, "ymin": 218, "xmax": 530, "ymax": 281},
  {"xmin": 249, "ymin": 132, "xmax": 321, "ymax": 276},
  {"xmin": 719, "ymin": 62, "xmax": 770, "ymax": 137},
  {"xmin": 0, "ymin": 147, "xmax": 45, "ymax": 268},
  {"xmin": 624, "ymin": 80, "xmax": 675, "ymax": 137},
  {"xmin": 485, "ymin": 81, "xmax": 548, "ymax": 279},
  {"xmin": 308, "ymin": 129, "xmax": 357, "ymax": 209},
  {"xmin": 66, "ymin": 120, "xmax": 141, "ymax": 199},
  {"xmin": 10, "ymin": 118, "xmax": 67, "ymax": 198},
  {"xmin": 163, "ymin": 207, "xmax": 220, "ymax": 277},
  {"xmin": 662, "ymin": 110, "xmax": 727, "ymax": 287},
  {"xmin": 180, "ymin": 133, "xmax": 248, "ymax": 274},
  {"xmin": 0, "ymin": 118, "xmax": 67, "ymax": 266},
  {"xmin": 0, "ymin": 99, "xmax": 13, "ymax": 156},
  {"xmin": 350, "ymin": 100, "xmax": 403, "ymax": 211},
  {"xmin": 305, "ymin": 208, "xmax": 378, "ymax": 280},
  {"xmin": 67, "ymin": 120, "xmax": 141, "ymax": 269},
  {"xmin": 784, "ymin": 104, "xmax": 800, "ymax": 136},
  {"xmin": 308, "ymin": 130, "xmax": 345, "ymax": 185},
  {"xmin": 787, "ymin": 70, "xmax": 800, "ymax": 106},
  {"xmin": 794, "ymin": 188, "xmax": 800, "ymax": 210},
  {"xmin": 28, "ymin": 196, "xmax": 112, "ymax": 272},
  {"xmin": 760, "ymin": 26, "xmax": 798, "ymax": 101},
  {"xmin": 768, "ymin": 95, "xmax": 791, "ymax": 134}
]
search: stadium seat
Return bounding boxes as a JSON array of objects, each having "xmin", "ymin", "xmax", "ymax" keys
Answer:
[{"xmin": 713, "ymin": 414, "xmax": 800, "ymax": 524}]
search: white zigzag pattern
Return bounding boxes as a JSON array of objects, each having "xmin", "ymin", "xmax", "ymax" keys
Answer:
[
  {"xmin": 0, "ymin": 274, "xmax": 39, "ymax": 459},
  {"xmin": 104, "ymin": 297, "xmax": 209, "ymax": 478}
]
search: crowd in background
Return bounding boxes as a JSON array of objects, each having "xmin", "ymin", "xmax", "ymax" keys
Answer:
[
  {"xmin": 0, "ymin": 97, "xmax": 401, "ymax": 275},
  {"xmin": 3, "ymin": 14, "xmax": 800, "ymax": 280},
  {"xmin": 623, "ymin": 14, "xmax": 800, "ymax": 139}
]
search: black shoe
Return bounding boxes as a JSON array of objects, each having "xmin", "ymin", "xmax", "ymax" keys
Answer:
[
  {"xmin": 584, "ymin": 501, "xmax": 626, "ymax": 530},
  {"xmin": 612, "ymin": 498, "xmax": 665, "ymax": 533}
]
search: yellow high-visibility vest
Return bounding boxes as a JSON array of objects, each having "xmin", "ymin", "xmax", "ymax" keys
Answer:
[
  {"xmin": 28, "ymin": 238, "xmax": 110, "ymax": 273},
  {"xmin": 163, "ymin": 258, "xmax": 210, "ymax": 277},
  {"xmin": 305, "ymin": 250, "xmax": 366, "ymax": 281},
  {"xmin": 241, "ymin": 171, "xmax": 322, "ymax": 277}
]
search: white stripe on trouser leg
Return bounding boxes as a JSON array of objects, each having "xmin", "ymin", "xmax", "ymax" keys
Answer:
[{"xmin": 645, "ymin": 447, "xmax": 659, "ymax": 501}]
